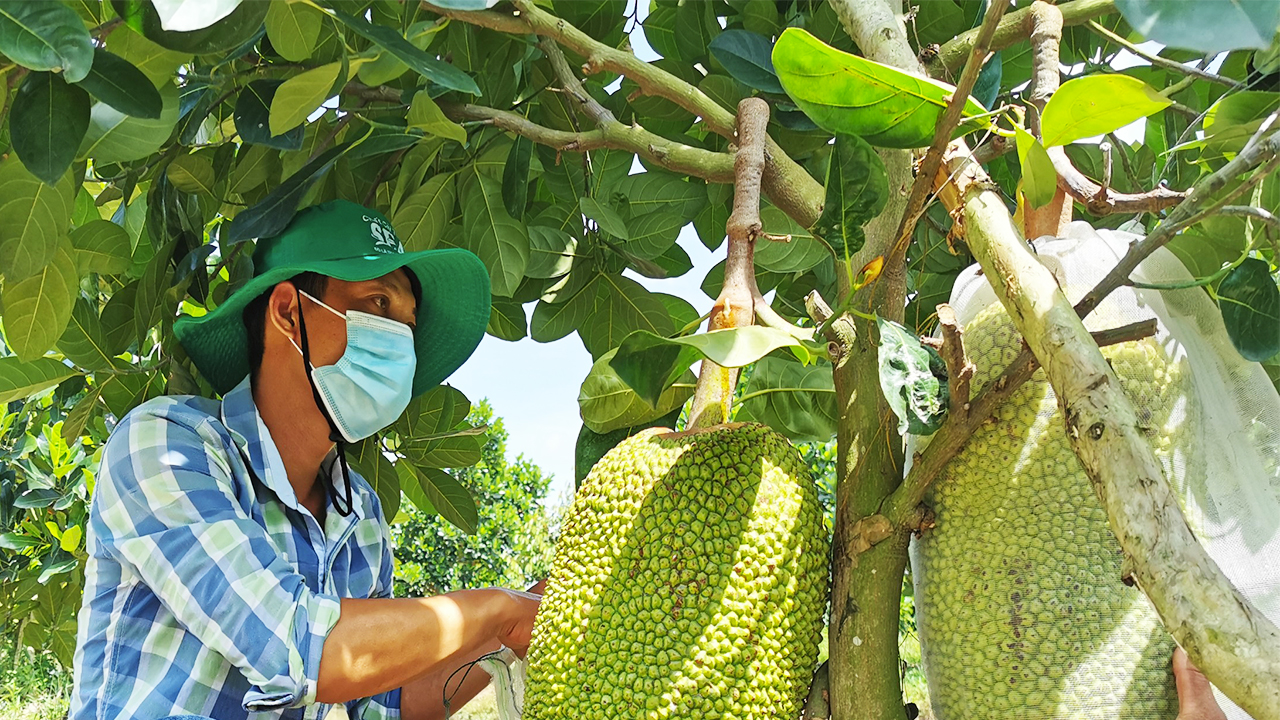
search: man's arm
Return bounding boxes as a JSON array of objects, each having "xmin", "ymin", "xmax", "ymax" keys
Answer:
[{"xmin": 315, "ymin": 589, "xmax": 538, "ymax": 705}]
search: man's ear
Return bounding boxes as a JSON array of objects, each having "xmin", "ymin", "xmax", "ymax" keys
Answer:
[{"xmin": 266, "ymin": 281, "xmax": 301, "ymax": 347}]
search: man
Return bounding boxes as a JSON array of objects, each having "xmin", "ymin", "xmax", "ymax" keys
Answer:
[{"xmin": 71, "ymin": 200, "xmax": 540, "ymax": 720}]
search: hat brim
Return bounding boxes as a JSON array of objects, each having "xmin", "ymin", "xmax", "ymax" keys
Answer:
[{"xmin": 174, "ymin": 248, "xmax": 491, "ymax": 397}]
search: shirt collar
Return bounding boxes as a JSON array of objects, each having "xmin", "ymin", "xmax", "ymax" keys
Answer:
[{"xmin": 220, "ymin": 377, "xmax": 368, "ymax": 523}]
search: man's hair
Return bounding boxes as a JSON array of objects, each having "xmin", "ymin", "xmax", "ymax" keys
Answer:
[
  {"xmin": 242, "ymin": 270, "xmax": 422, "ymax": 383},
  {"xmin": 243, "ymin": 272, "xmax": 329, "ymax": 383}
]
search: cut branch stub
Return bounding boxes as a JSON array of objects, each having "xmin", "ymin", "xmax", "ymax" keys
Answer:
[{"xmin": 687, "ymin": 98, "xmax": 770, "ymax": 430}]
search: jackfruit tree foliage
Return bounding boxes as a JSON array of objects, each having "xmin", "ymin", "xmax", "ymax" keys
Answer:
[{"xmin": 0, "ymin": 0, "xmax": 1275, "ymax": 711}]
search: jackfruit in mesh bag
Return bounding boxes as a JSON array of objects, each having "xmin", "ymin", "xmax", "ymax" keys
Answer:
[{"xmin": 908, "ymin": 222, "xmax": 1280, "ymax": 720}]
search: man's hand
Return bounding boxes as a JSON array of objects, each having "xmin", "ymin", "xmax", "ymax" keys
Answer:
[
  {"xmin": 496, "ymin": 588, "xmax": 541, "ymax": 658},
  {"xmin": 1175, "ymin": 647, "xmax": 1227, "ymax": 720}
]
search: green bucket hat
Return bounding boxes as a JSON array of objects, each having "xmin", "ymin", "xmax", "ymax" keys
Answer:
[{"xmin": 174, "ymin": 199, "xmax": 491, "ymax": 397}]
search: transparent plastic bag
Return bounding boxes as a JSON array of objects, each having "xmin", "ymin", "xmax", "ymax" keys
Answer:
[{"xmin": 908, "ymin": 221, "xmax": 1280, "ymax": 719}]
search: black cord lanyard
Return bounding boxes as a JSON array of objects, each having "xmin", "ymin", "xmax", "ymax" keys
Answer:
[{"xmin": 295, "ymin": 289, "xmax": 355, "ymax": 517}]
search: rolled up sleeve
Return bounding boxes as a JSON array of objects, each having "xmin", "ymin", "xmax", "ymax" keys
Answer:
[{"xmin": 92, "ymin": 407, "xmax": 343, "ymax": 711}]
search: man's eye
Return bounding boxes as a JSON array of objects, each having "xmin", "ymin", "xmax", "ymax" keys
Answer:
[{"xmin": 372, "ymin": 296, "xmax": 389, "ymax": 310}]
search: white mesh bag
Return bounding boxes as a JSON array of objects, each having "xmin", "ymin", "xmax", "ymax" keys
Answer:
[{"xmin": 908, "ymin": 221, "xmax": 1280, "ymax": 720}]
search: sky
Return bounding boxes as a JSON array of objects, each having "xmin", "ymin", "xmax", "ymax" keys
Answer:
[{"xmin": 447, "ymin": 6, "xmax": 1175, "ymax": 508}]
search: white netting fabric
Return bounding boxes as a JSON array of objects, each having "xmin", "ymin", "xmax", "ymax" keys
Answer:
[{"xmin": 908, "ymin": 221, "xmax": 1280, "ymax": 719}]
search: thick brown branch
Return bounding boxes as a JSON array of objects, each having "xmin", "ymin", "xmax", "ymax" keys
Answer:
[
  {"xmin": 423, "ymin": 0, "xmax": 824, "ymax": 227},
  {"xmin": 802, "ymin": 661, "xmax": 830, "ymax": 720},
  {"xmin": 1050, "ymin": 146, "xmax": 1187, "ymax": 216},
  {"xmin": 688, "ymin": 99, "xmax": 770, "ymax": 430},
  {"xmin": 936, "ymin": 304, "xmax": 974, "ymax": 420},
  {"xmin": 1024, "ymin": 1, "xmax": 1073, "ymax": 240},
  {"xmin": 1076, "ymin": 130, "xmax": 1280, "ymax": 318},
  {"xmin": 887, "ymin": 0, "xmax": 1008, "ymax": 271},
  {"xmin": 929, "ymin": 0, "xmax": 1116, "ymax": 78},
  {"xmin": 886, "ymin": 318, "xmax": 1157, "ymax": 528}
]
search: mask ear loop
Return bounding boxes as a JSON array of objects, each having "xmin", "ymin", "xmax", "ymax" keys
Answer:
[{"xmin": 295, "ymin": 288, "xmax": 355, "ymax": 517}]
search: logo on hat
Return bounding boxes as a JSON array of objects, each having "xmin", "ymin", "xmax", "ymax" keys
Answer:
[{"xmin": 366, "ymin": 215, "xmax": 403, "ymax": 254}]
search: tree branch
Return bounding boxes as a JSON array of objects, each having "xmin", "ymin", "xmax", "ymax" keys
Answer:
[
  {"xmin": 1024, "ymin": 1, "xmax": 1073, "ymax": 240},
  {"xmin": 886, "ymin": 0, "xmax": 1008, "ymax": 271},
  {"xmin": 422, "ymin": 0, "xmax": 824, "ymax": 227},
  {"xmin": 1075, "ymin": 130, "xmax": 1280, "ymax": 318},
  {"xmin": 1087, "ymin": 20, "xmax": 1239, "ymax": 89},
  {"xmin": 928, "ymin": 0, "xmax": 1117, "ymax": 78},
  {"xmin": 1049, "ymin": 145, "xmax": 1187, "ymax": 216},
  {"xmin": 935, "ymin": 304, "xmax": 974, "ymax": 421},
  {"xmin": 942, "ymin": 137, "xmax": 1280, "ymax": 720}
]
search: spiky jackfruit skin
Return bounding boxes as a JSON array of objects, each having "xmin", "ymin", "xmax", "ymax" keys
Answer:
[
  {"xmin": 523, "ymin": 423, "xmax": 829, "ymax": 720},
  {"xmin": 913, "ymin": 304, "xmax": 1189, "ymax": 719}
]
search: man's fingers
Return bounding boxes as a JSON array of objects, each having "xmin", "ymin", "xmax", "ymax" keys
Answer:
[{"xmin": 1173, "ymin": 647, "xmax": 1227, "ymax": 720}]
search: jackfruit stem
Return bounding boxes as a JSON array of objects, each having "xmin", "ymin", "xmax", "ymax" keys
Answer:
[{"xmin": 688, "ymin": 98, "xmax": 770, "ymax": 430}]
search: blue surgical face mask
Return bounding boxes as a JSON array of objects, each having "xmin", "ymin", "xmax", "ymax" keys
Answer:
[{"xmin": 286, "ymin": 290, "xmax": 417, "ymax": 443}]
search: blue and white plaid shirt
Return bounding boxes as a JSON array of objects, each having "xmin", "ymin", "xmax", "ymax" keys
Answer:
[{"xmin": 71, "ymin": 377, "xmax": 400, "ymax": 720}]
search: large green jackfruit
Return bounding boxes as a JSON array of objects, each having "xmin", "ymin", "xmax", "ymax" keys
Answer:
[
  {"xmin": 523, "ymin": 423, "xmax": 829, "ymax": 720},
  {"xmin": 912, "ymin": 304, "xmax": 1193, "ymax": 719}
]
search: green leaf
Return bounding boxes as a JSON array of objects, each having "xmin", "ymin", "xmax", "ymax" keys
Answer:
[
  {"xmin": 270, "ymin": 60, "xmax": 344, "ymax": 136},
  {"xmin": 579, "ymin": 348, "xmax": 696, "ymax": 434},
  {"xmin": 530, "ymin": 281, "xmax": 593, "ymax": 342},
  {"xmin": 264, "ymin": 0, "xmax": 322, "ymax": 62},
  {"xmin": 74, "ymin": 48, "xmax": 162, "ymax": 119},
  {"xmin": 0, "ymin": 1, "xmax": 94, "ymax": 82},
  {"xmin": 78, "ymin": 81, "xmax": 180, "ymax": 164},
  {"xmin": 165, "ymin": 153, "xmax": 217, "ymax": 197},
  {"xmin": 709, "ymin": 29, "xmax": 785, "ymax": 94},
  {"xmin": 525, "ymin": 225, "xmax": 577, "ymax": 279},
  {"xmin": 501, "ymin": 134, "xmax": 532, "ymax": 220},
  {"xmin": 0, "ymin": 532, "xmax": 42, "ymax": 550},
  {"xmin": 811, "ymin": 133, "xmax": 889, "ymax": 257},
  {"xmin": 1116, "ymin": 0, "xmax": 1280, "ymax": 54},
  {"xmin": 756, "ymin": 206, "xmax": 831, "ymax": 273},
  {"xmin": 394, "ymin": 384, "xmax": 471, "ymax": 439},
  {"xmin": 70, "ymin": 220, "xmax": 130, "ymax": 275},
  {"xmin": 580, "ymin": 196, "xmax": 629, "ymax": 239},
  {"xmin": 394, "ymin": 461, "xmax": 434, "ymax": 515},
  {"xmin": 58, "ymin": 524, "xmax": 82, "ymax": 552},
  {"xmin": 348, "ymin": 437, "xmax": 400, "ymax": 520},
  {"xmin": 100, "ymin": 279, "xmax": 138, "ymax": 354},
  {"xmin": 1, "ymin": 237, "xmax": 78, "ymax": 361},
  {"xmin": 234, "ymin": 79, "xmax": 304, "ymax": 151},
  {"xmin": 0, "ymin": 356, "xmax": 78, "ymax": 403},
  {"xmin": 1040, "ymin": 74, "xmax": 1171, "ymax": 147},
  {"xmin": 772, "ymin": 27, "xmax": 988, "ymax": 149},
  {"xmin": 57, "ymin": 298, "xmax": 117, "ymax": 371},
  {"xmin": 61, "ymin": 384, "xmax": 101, "ymax": 443},
  {"xmin": 405, "ymin": 432, "xmax": 484, "ymax": 468},
  {"xmin": 430, "ymin": 0, "xmax": 500, "ymax": 8},
  {"xmin": 0, "ymin": 157, "xmax": 74, "ymax": 281},
  {"xmin": 392, "ymin": 172, "xmax": 456, "ymax": 252},
  {"xmin": 37, "ymin": 558, "xmax": 77, "ymax": 584},
  {"xmin": 1218, "ymin": 257, "xmax": 1280, "ymax": 362},
  {"xmin": 406, "ymin": 92, "xmax": 467, "ymax": 144},
  {"xmin": 14, "ymin": 488, "xmax": 60, "ymax": 509},
  {"xmin": 222, "ymin": 140, "xmax": 352, "ymax": 244},
  {"xmin": 579, "ymin": 274, "xmax": 674, "ymax": 358},
  {"xmin": 328, "ymin": 10, "xmax": 481, "ymax": 96},
  {"xmin": 10, "ymin": 72, "xmax": 90, "ymax": 186},
  {"xmin": 460, "ymin": 173, "xmax": 529, "ymax": 297},
  {"xmin": 876, "ymin": 317, "xmax": 949, "ymax": 435},
  {"xmin": 613, "ymin": 170, "xmax": 708, "ymax": 220},
  {"xmin": 487, "ymin": 298, "xmax": 527, "ymax": 341},
  {"xmin": 409, "ymin": 465, "xmax": 478, "ymax": 534},
  {"xmin": 1201, "ymin": 91, "xmax": 1280, "ymax": 157},
  {"xmin": 610, "ymin": 325, "xmax": 814, "ymax": 409},
  {"xmin": 1015, "ymin": 124, "xmax": 1058, "ymax": 210},
  {"xmin": 736, "ymin": 355, "xmax": 838, "ymax": 443},
  {"xmin": 132, "ymin": 240, "xmax": 174, "ymax": 345},
  {"xmin": 105, "ymin": 25, "xmax": 190, "ymax": 85},
  {"xmin": 228, "ymin": 143, "xmax": 281, "ymax": 195}
]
